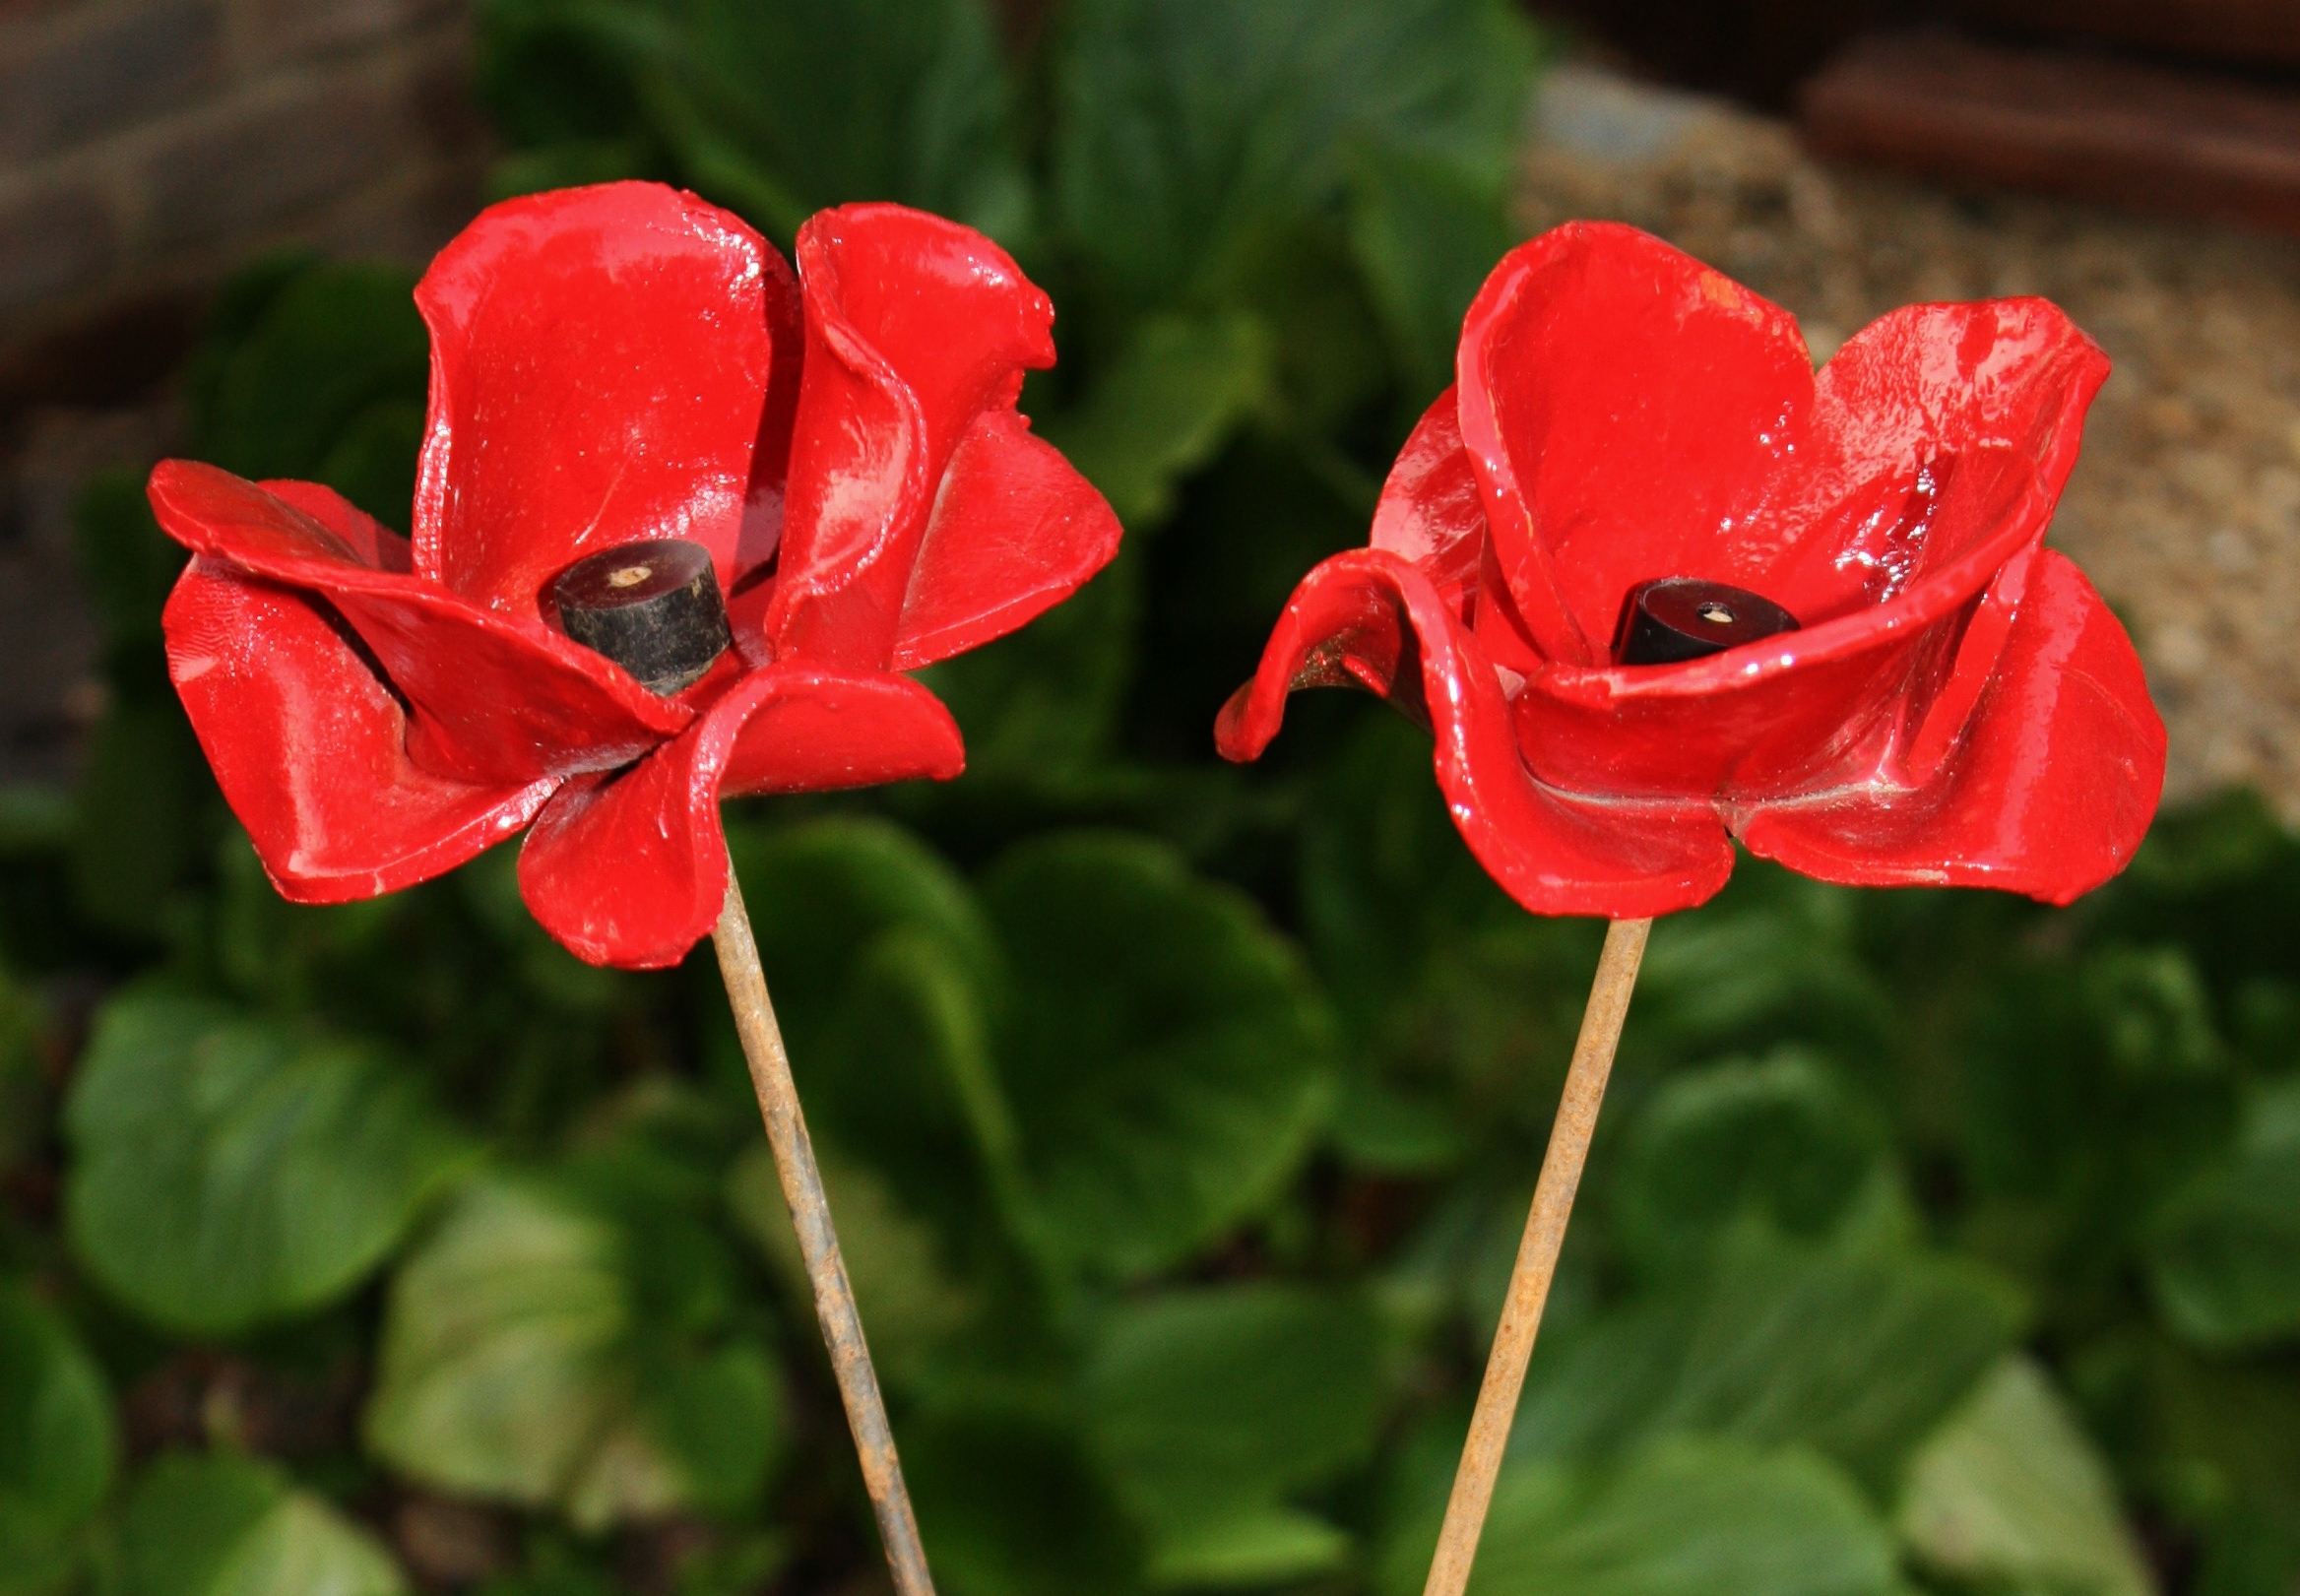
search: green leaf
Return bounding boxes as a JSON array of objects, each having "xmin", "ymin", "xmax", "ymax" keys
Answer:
[
  {"xmin": 728, "ymin": 815, "xmax": 994, "ymax": 1069},
  {"xmin": 108, "ymin": 1452, "xmax": 407, "ymax": 1596},
  {"xmin": 193, "ymin": 262, "xmax": 429, "ymax": 525},
  {"xmin": 1457, "ymin": 1438, "xmax": 1899, "ymax": 1596},
  {"xmin": 1053, "ymin": 0, "xmax": 1538, "ymax": 316},
  {"xmin": 68, "ymin": 704, "xmax": 205, "ymax": 939},
  {"xmin": 1346, "ymin": 142, "xmax": 1518, "ymax": 408},
  {"xmin": 727, "ymin": 1140, "xmax": 980, "ymax": 1382},
  {"xmin": 1039, "ymin": 314, "xmax": 1273, "ymax": 530},
  {"xmin": 0, "ymin": 1286, "xmax": 113, "ymax": 1596},
  {"xmin": 1611, "ymin": 1052, "xmax": 1894, "ymax": 1278},
  {"xmin": 2145, "ymin": 1125, "xmax": 2300, "ymax": 1352},
  {"xmin": 64, "ymin": 994, "xmax": 473, "ymax": 1335},
  {"xmin": 1896, "ymin": 1357, "xmax": 2153, "ymax": 1596},
  {"xmin": 905, "ymin": 1402, "xmax": 1147, "ymax": 1596},
  {"xmin": 364, "ymin": 1172, "xmax": 783, "ymax": 1530},
  {"xmin": 1517, "ymin": 1246, "xmax": 2025, "ymax": 1495},
  {"xmin": 581, "ymin": 0, "xmax": 1026, "ymax": 242},
  {"xmin": 1083, "ymin": 1284, "xmax": 1386, "ymax": 1585},
  {"xmin": 916, "ymin": 547, "xmax": 1142, "ymax": 781},
  {"xmin": 982, "ymin": 834, "xmax": 1336, "ymax": 1279}
]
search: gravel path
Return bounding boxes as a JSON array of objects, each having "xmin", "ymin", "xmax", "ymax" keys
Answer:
[{"xmin": 1527, "ymin": 67, "xmax": 2300, "ymax": 818}]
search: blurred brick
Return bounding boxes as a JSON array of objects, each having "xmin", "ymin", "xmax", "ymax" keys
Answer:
[
  {"xmin": 1954, "ymin": 0, "xmax": 2300, "ymax": 69},
  {"xmin": 138, "ymin": 65, "xmax": 409, "ymax": 251},
  {"xmin": 0, "ymin": 0, "xmax": 225, "ymax": 162},
  {"xmin": 230, "ymin": 0, "xmax": 459, "ymax": 67},
  {"xmin": 0, "ymin": 173, "xmax": 118, "ymax": 320},
  {"xmin": 1802, "ymin": 31, "xmax": 2300, "ymax": 237}
]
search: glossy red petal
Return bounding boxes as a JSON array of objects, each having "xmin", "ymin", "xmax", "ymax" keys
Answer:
[
  {"xmin": 768, "ymin": 204, "xmax": 1057, "ymax": 670},
  {"xmin": 737, "ymin": 238, "xmax": 807, "ymax": 577},
  {"xmin": 150, "ymin": 462, "xmax": 691, "ymax": 788},
  {"xmin": 1507, "ymin": 445, "xmax": 2054, "ymax": 804},
  {"xmin": 886, "ymin": 408, "xmax": 1122, "ymax": 670},
  {"xmin": 414, "ymin": 181, "xmax": 776, "ymax": 612},
  {"xmin": 1370, "ymin": 387, "xmax": 1485, "ymax": 623},
  {"xmin": 1456, "ymin": 222, "xmax": 1814, "ymax": 665},
  {"xmin": 1216, "ymin": 549, "xmax": 1735, "ymax": 919},
  {"xmin": 1751, "ymin": 298, "xmax": 2109, "ymax": 622},
  {"xmin": 517, "ymin": 666, "xmax": 965, "ymax": 967},
  {"xmin": 163, "ymin": 560, "xmax": 554, "ymax": 902},
  {"xmin": 1734, "ymin": 550, "xmax": 2164, "ymax": 902}
]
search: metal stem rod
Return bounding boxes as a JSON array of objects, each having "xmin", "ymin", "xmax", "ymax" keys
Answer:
[
  {"xmin": 1420, "ymin": 916, "xmax": 1653, "ymax": 1596},
  {"xmin": 712, "ymin": 874, "xmax": 937, "ymax": 1596}
]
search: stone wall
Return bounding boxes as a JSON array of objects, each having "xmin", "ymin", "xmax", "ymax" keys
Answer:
[{"xmin": 0, "ymin": 0, "xmax": 487, "ymax": 413}]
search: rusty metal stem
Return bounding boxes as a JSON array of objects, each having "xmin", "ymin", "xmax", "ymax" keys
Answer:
[
  {"xmin": 712, "ymin": 873, "xmax": 936, "ymax": 1596},
  {"xmin": 1421, "ymin": 917, "xmax": 1653, "ymax": 1596}
]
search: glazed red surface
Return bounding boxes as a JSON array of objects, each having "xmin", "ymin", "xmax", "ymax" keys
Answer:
[
  {"xmin": 1218, "ymin": 222, "xmax": 2164, "ymax": 914},
  {"xmin": 155, "ymin": 182, "xmax": 1119, "ymax": 967}
]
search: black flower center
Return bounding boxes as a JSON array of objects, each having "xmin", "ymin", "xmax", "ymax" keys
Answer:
[{"xmin": 551, "ymin": 539, "xmax": 732, "ymax": 695}]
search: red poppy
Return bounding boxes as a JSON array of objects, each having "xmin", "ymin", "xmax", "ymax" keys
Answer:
[
  {"xmin": 155, "ymin": 182, "xmax": 1119, "ymax": 967},
  {"xmin": 1217, "ymin": 223, "xmax": 2163, "ymax": 915}
]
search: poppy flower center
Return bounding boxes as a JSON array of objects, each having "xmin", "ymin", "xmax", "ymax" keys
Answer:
[
  {"xmin": 552, "ymin": 539, "xmax": 731, "ymax": 695},
  {"xmin": 1616, "ymin": 578, "xmax": 1801, "ymax": 667}
]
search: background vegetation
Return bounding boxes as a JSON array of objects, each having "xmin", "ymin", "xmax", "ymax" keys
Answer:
[{"xmin": 2, "ymin": 2, "xmax": 2296, "ymax": 1594}]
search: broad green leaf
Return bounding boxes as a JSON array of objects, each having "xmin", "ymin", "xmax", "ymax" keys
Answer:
[
  {"xmin": 64, "ymin": 994, "xmax": 473, "ymax": 1335},
  {"xmin": 364, "ymin": 1172, "xmax": 782, "ymax": 1530},
  {"xmin": 1457, "ymin": 1439, "xmax": 1898, "ymax": 1596},
  {"xmin": 108, "ymin": 1452, "xmax": 406, "ymax": 1596},
  {"xmin": 193, "ymin": 262, "xmax": 429, "ymax": 524},
  {"xmin": 728, "ymin": 816, "xmax": 994, "ymax": 1068},
  {"xmin": 2145, "ymin": 1137, "xmax": 2300, "ymax": 1352},
  {"xmin": 1083, "ymin": 1284, "xmax": 1385, "ymax": 1584},
  {"xmin": 560, "ymin": 0, "xmax": 1025, "ymax": 242},
  {"xmin": 917, "ymin": 547, "xmax": 1141, "ymax": 780},
  {"xmin": 1346, "ymin": 142, "xmax": 1518, "ymax": 408},
  {"xmin": 815, "ymin": 924, "xmax": 1029, "ymax": 1252},
  {"xmin": 1897, "ymin": 1357, "xmax": 2153, "ymax": 1596},
  {"xmin": 0, "ymin": 1286, "xmax": 112, "ymax": 1596},
  {"xmin": 1039, "ymin": 314, "xmax": 1273, "ymax": 530},
  {"xmin": 983, "ymin": 834, "xmax": 1336, "ymax": 1278},
  {"xmin": 68, "ymin": 704, "xmax": 204, "ymax": 939},
  {"xmin": 1517, "ymin": 1246, "xmax": 2025, "ymax": 1494},
  {"xmin": 728, "ymin": 1140, "xmax": 979, "ymax": 1382},
  {"xmin": 906, "ymin": 1402, "xmax": 1147, "ymax": 1596},
  {"xmin": 1611, "ymin": 1053, "xmax": 1894, "ymax": 1277},
  {"xmin": 1053, "ymin": 0, "xmax": 1538, "ymax": 314}
]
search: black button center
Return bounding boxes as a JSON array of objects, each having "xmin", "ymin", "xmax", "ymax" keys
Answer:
[
  {"xmin": 1616, "ymin": 578, "xmax": 1801, "ymax": 667},
  {"xmin": 551, "ymin": 539, "xmax": 732, "ymax": 695}
]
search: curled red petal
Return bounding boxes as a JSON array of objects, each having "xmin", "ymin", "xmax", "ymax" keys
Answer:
[
  {"xmin": 768, "ymin": 204, "xmax": 1058, "ymax": 670},
  {"xmin": 1216, "ymin": 549, "xmax": 1735, "ymax": 919},
  {"xmin": 163, "ymin": 560, "xmax": 554, "ymax": 901},
  {"xmin": 518, "ymin": 666, "xmax": 964, "ymax": 967},
  {"xmin": 1734, "ymin": 550, "xmax": 2164, "ymax": 902},
  {"xmin": 887, "ymin": 408, "xmax": 1122, "ymax": 670},
  {"xmin": 737, "ymin": 239, "xmax": 807, "ymax": 577},
  {"xmin": 1370, "ymin": 387, "xmax": 1484, "ymax": 623},
  {"xmin": 1456, "ymin": 222, "xmax": 1814, "ymax": 665},
  {"xmin": 1752, "ymin": 297, "xmax": 2109, "ymax": 620},
  {"xmin": 414, "ymin": 181, "xmax": 776, "ymax": 612},
  {"xmin": 149, "ymin": 462, "xmax": 691, "ymax": 787}
]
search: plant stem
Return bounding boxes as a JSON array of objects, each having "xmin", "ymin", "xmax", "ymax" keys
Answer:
[
  {"xmin": 1420, "ymin": 916, "xmax": 1653, "ymax": 1596},
  {"xmin": 712, "ymin": 873, "xmax": 937, "ymax": 1596}
]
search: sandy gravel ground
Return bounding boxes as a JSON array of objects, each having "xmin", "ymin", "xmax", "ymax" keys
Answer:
[{"xmin": 1527, "ymin": 67, "xmax": 2300, "ymax": 818}]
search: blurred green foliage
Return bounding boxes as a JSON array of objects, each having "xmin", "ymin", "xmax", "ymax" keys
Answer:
[{"xmin": 0, "ymin": 2, "xmax": 2296, "ymax": 1595}]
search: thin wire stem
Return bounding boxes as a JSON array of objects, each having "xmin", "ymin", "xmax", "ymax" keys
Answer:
[
  {"xmin": 712, "ymin": 874, "xmax": 937, "ymax": 1596},
  {"xmin": 1420, "ymin": 916, "xmax": 1653, "ymax": 1596}
]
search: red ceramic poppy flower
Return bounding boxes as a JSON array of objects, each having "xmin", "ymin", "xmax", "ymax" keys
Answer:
[
  {"xmin": 156, "ymin": 182, "xmax": 1119, "ymax": 967},
  {"xmin": 1217, "ymin": 222, "xmax": 2163, "ymax": 916}
]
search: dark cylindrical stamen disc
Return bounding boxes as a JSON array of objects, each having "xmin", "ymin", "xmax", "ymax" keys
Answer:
[
  {"xmin": 1615, "ymin": 578, "xmax": 1801, "ymax": 667},
  {"xmin": 551, "ymin": 539, "xmax": 731, "ymax": 695}
]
